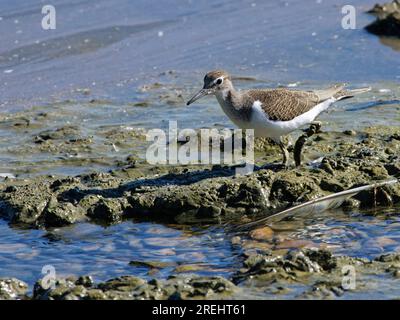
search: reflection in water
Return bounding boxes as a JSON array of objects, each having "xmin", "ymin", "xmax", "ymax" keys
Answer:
[
  {"xmin": 0, "ymin": 220, "xmax": 239, "ymax": 286},
  {"xmin": 379, "ymin": 36, "xmax": 400, "ymax": 52},
  {"xmin": 269, "ymin": 206, "xmax": 400, "ymax": 258},
  {"xmin": 0, "ymin": 205, "xmax": 399, "ymax": 298}
]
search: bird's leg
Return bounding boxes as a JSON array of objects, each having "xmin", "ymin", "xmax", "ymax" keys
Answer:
[
  {"xmin": 294, "ymin": 121, "xmax": 322, "ymax": 166},
  {"xmin": 279, "ymin": 140, "xmax": 290, "ymax": 168}
]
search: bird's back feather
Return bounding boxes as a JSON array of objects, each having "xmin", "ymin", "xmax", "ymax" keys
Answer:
[
  {"xmin": 243, "ymin": 84, "xmax": 370, "ymax": 122},
  {"xmin": 244, "ymin": 87, "xmax": 328, "ymax": 121}
]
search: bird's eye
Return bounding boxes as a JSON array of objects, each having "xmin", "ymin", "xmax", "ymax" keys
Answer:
[{"xmin": 215, "ymin": 78, "xmax": 223, "ymax": 85}]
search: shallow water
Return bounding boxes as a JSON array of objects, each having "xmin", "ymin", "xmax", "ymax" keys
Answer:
[
  {"xmin": 0, "ymin": 0, "xmax": 399, "ymax": 177},
  {"xmin": 0, "ymin": 220, "xmax": 239, "ymax": 284},
  {"xmin": 0, "ymin": 206, "xmax": 399, "ymax": 299},
  {"xmin": 1, "ymin": 0, "xmax": 399, "ymax": 108},
  {"xmin": 0, "ymin": 82, "xmax": 398, "ymax": 178},
  {"xmin": 0, "ymin": 0, "xmax": 399, "ymax": 299}
]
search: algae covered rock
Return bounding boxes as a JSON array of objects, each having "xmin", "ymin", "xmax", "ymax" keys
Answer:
[
  {"xmin": 366, "ymin": 1, "xmax": 400, "ymax": 37},
  {"xmin": 0, "ymin": 127, "xmax": 399, "ymax": 228},
  {"xmin": 87, "ymin": 197, "xmax": 129, "ymax": 223},
  {"xmin": 0, "ymin": 181, "xmax": 52, "ymax": 226},
  {"xmin": 32, "ymin": 274, "xmax": 237, "ymax": 300},
  {"xmin": 43, "ymin": 197, "xmax": 87, "ymax": 227},
  {"xmin": 0, "ymin": 278, "xmax": 28, "ymax": 300}
]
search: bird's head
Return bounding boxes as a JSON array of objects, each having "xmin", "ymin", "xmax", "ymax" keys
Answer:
[{"xmin": 186, "ymin": 70, "xmax": 232, "ymax": 105}]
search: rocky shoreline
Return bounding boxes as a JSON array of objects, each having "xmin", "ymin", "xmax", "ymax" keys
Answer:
[
  {"xmin": 2, "ymin": 248, "xmax": 400, "ymax": 300},
  {"xmin": 0, "ymin": 126, "xmax": 399, "ymax": 229},
  {"xmin": 366, "ymin": 1, "xmax": 400, "ymax": 37},
  {"xmin": 1, "ymin": 1, "xmax": 400, "ymax": 301},
  {"xmin": 0, "ymin": 125, "xmax": 399, "ymax": 300}
]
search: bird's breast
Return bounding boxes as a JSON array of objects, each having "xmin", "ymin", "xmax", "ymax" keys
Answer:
[{"xmin": 215, "ymin": 95, "xmax": 251, "ymax": 129}]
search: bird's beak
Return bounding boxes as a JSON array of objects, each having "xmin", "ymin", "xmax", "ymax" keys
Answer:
[{"xmin": 186, "ymin": 88, "xmax": 212, "ymax": 105}]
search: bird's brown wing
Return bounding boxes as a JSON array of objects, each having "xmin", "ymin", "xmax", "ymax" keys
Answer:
[{"xmin": 247, "ymin": 85, "xmax": 344, "ymax": 121}]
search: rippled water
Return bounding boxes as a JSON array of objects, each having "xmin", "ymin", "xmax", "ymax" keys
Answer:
[
  {"xmin": 0, "ymin": 206, "xmax": 399, "ymax": 298},
  {"xmin": 0, "ymin": 84, "xmax": 398, "ymax": 178},
  {"xmin": 0, "ymin": 0, "xmax": 399, "ymax": 177},
  {"xmin": 0, "ymin": 220, "xmax": 239, "ymax": 285},
  {"xmin": 1, "ymin": 0, "xmax": 399, "ymax": 108},
  {"xmin": 272, "ymin": 206, "xmax": 400, "ymax": 258}
]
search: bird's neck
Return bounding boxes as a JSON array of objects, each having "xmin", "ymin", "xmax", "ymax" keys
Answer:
[
  {"xmin": 214, "ymin": 84, "xmax": 253, "ymax": 125},
  {"xmin": 215, "ymin": 83, "xmax": 242, "ymax": 110}
]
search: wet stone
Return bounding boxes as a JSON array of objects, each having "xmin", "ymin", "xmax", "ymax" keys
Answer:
[
  {"xmin": 87, "ymin": 197, "xmax": 127, "ymax": 223},
  {"xmin": 76, "ymin": 276, "xmax": 94, "ymax": 288},
  {"xmin": 230, "ymin": 236, "xmax": 241, "ymax": 245},
  {"xmin": 129, "ymin": 260, "xmax": 176, "ymax": 269},
  {"xmin": 0, "ymin": 278, "xmax": 28, "ymax": 300},
  {"xmin": 343, "ymin": 129, "xmax": 356, "ymax": 136},
  {"xmin": 43, "ymin": 198, "xmax": 86, "ymax": 227},
  {"xmin": 97, "ymin": 276, "xmax": 146, "ymax": 292},
  {"xmin": 249, "ymin": 226, "xmax": 274, "ymax": 240},
  {"xmin": 360, "ymin": 165, "xmax": 389, "ymax": 179},
  {"xmin": 366, "ymin": 1, "xmax": 400, "ymax": 37},
  {"xmin": 32, "ymin": 274, "xmax": 237, "ymax": 300},
  {"xmin": 375, "ymin": 253, "xmax": 400, "ymax": 263}
]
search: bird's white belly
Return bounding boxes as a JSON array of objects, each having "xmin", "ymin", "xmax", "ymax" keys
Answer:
[
  {"xmin": 216, "ymin": 94, "xmax": 335, "ymax": 142},
  {"xmin": 250, "ymin": 99, "xmax": 335, "ymax": 141}
]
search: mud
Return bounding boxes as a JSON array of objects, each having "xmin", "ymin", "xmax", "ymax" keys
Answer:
[
  {"xmin": 31, "ymin": 274, "xmax": 236, "ymax": 300},
  {"xmin": 0, "ymin": 126, "xmax": 399, "ymax": 228},
  {"xmin": 366, "ymin": 1, "xmax": 400, "ymax": 37}
]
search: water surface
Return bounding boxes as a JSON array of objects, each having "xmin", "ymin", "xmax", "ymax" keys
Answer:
[{"xmin": 0, "ymin": 206, "xmax": 399, "ymax": 299}]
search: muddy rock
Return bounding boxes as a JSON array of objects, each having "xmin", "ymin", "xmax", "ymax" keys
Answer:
[
  {"xmin": 33, "ymin": 274, "xmax": 237, "ymax": 300},
  {"xmin": 0, "ymin": 181, "xmax": 52, "ymax": 226},
  {"xmin": 249, "ymin": 249, "xmax": 331, "ymax": 275},
  {"xmin": 43, "ymin": 197, "xmax": 87, "ymax": 227},
  {"xmin": 0, "ymin": 127, "xmax": 399, "ymax": 228},
  {"xmin": 87, "ymin": 197, "xmax": 129, "ymax": 223},
  {"xmin": 374, "ymin": 252, "xmax": 400, "ymax": 262},
  {"xmin": 269, "ymin": 171, "xmax": 321, "ymax": 204},
  {"xmin": 0, "ymin": 278, "xmax": 28, "ymax": 300},
  {"xmin": 129, "ymin": 260, "xmax": 176, "ymax": 269},
  {"xmin": 228, "ymin": 179, "xmax": 270, "ymax": 210},
  {"xmin": 355, "ymin": 182, "xmax": 400, "ymax": 207},
  {"xmin": 34, "ymin": 126, "xmax": 81, "ymax": 143},
  {"xmin": 368, "ymin": 0, "xmax": 400, "ymax": 15},
  {"xmin": 299, "ymin": 280, "xmax": 345, "ymax": 299},
  {"xmin": 366, "ymin": 1, "xmax": 400, "ymax": 37},
  {"xmin": 231, "ymin": 244, "xmax": 400, "ymax": 299},
  {"xmin": 9, "ymin": 248, "xmax": 400, "ymax": 300}
]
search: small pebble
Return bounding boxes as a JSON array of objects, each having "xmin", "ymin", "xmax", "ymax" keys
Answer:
[{"xmin": 249, "ymin": 226, "xmax": 274, "ymax": 240}]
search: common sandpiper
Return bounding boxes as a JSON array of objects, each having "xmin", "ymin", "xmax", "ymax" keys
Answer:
[{"xmin": 187, "ymin": 70, "xmax": 370, "ymax": 167}]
